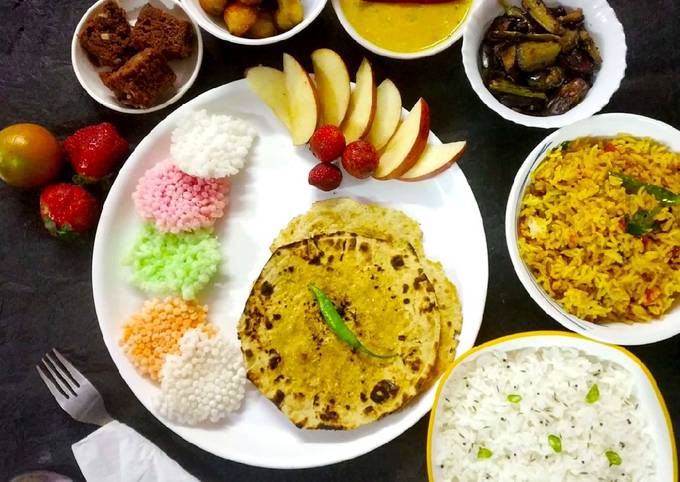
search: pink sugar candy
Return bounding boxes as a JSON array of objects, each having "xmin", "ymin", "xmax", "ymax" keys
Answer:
[{"xmin": 133, "ymin": 160, "xmax": 229, "ymax": 233}]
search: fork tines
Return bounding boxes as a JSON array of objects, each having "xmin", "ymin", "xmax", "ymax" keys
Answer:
[{"xmin": 37, "ymin": 349, "xmax": 80, "ymax": 399}]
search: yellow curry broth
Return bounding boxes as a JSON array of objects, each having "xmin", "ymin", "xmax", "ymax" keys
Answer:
[{"xmin": 339, "ymin": 0, "xmax": 472, "ymax": 53}]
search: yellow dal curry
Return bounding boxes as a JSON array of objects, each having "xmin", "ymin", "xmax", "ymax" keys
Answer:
[{"xmin": 339, "ymin": 0, "xmax": 472, "ymax": 53}]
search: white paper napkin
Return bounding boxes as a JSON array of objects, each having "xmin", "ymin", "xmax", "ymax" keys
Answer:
[{"xmin": 72, "ymin": 421, "xmax": 200, "ymax": 482}]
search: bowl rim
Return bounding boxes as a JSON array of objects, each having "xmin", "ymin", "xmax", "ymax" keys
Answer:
[
  {"xmin": 425, "ymin": 330, "xmax": 678, "ymax": 482},
  {"xmin": 180, "ymin": 0, "xmax": 327, "ymax": 45},
  {"xmin": 71, "ymin": 0, "xmax": 204, "ymax": 114},
  {"xmin": 461, "ymin": 0, "xmax": 627, "ymax": 128},
  {"xmin": 330, "ymin": 0, "xmax": 473, "ymax": 60},
  {"xmin": 505, "ymin": 113, "xmax": 680, "ymax": 345}
]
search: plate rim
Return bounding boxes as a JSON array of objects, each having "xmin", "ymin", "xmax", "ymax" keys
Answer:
[
  {"xmin": 92, "ymin": 78, "xmax": 489, "ymax": 468},
  {"xmin": 426, "ymin": 330, "xmax": 678, "ymax": 482}
]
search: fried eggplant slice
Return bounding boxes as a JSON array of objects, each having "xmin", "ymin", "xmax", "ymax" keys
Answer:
[
  {"xmin": 489, "ymin": 78, "xmax": 547, "ymax": 100},
  {"xmin": 517, "ymin": 41, "xmax": 561, "ymax": 72},
  {"xmin": 522, "ymin": 0, "xmax": 563, "ymax": 34},
  {"xmin": 579, "ymin": 30, "xmax": 602, "ymax": 65},
  {"xmin": 560, "ymin": 8, "xmax": 584, "ymax": 26},
  {"xmin": 560, "ymin": 48, "xmax": 595, "ymax": 75},
  {"xmin": 546, "ymin": 78, "xmax": 589, "ymax": 114},
  {"xmin": 527, "ymin": 66, "xmax": 565, "ymax": 90},
  {"xmin": 559, "ymin": 29, "xmax": 579, "ymax": 53}
]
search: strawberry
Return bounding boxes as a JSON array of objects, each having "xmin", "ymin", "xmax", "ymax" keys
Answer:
[
  {"xmin": 40, "ymin": 183, "xmax": 99, "ymax": 240},
  {"xmin": 341, "ymin": 140, "xmax": 378, "ymax": 179},
  {"xmin": 64, "ymin": 122, "xmax": 128, "ymax": 183},
  {"xmin": 309, "ymin": 125, "xmax": 345, "ymax": 163},
  {"xmin": 308, "ymin": 163, "xmax": 342, "ymax": 191}
]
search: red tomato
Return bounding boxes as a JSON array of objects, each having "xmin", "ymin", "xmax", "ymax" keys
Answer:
[{"xmin": 0, "ymin": 123, "xmax": 63, "ymax": 188}]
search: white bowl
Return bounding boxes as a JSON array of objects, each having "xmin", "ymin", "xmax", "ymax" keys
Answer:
[
  {"xmin": 331, "ymin": 0, "xmax": 472, "ymax": 59},
  {"xmin": 462, "ymin": 0, "xmax": 627, "ymax": 128},
  {"xmin": 182, "ymin": 0, "xmax": 326, "ymax": 45},
  {"xmin": 427, "ymin": 331, "xmax": 677, "ymax": 481},
  {"xmin": 506, "ymin": 113, "xmax": 680, "ymax": 346},
  {"xmin": 72, "ymin": 0, "xmax": 203, "ymax": 114}
]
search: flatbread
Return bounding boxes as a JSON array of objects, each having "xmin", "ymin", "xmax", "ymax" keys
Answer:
[
  {"xmin": 271, "ymin": 198, "xmax": 462, "ymax": 379},
  {"xmin": 238, "ymin": 232, "xmax": 441, "ymax": 430},
  {"xmin": 271, "ymin": 198, "xmax": 425, "ymax": 254}
]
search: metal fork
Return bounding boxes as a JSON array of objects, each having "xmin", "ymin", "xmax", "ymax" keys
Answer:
[{"xmin": 36, "ymin": 349, "xmax": 114, "ymax": 426}]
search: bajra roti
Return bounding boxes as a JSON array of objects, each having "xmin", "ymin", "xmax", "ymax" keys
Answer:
[
  {"xmin": 271, "ymin": 198, "xmax": 462, "ymax": 379},
  {"xmin": 238, "ymin": 232, "xmax": 441, "ymax": 430}
]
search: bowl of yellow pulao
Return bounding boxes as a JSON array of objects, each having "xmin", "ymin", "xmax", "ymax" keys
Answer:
[{"xmin": 506, "ymin": 113, "xmax": 680, "ymax": 346}]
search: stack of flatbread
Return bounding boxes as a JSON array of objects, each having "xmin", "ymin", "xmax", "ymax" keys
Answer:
[{"xmin": 237, "ymin": 198, "xmax": 462, "ymax": 430}]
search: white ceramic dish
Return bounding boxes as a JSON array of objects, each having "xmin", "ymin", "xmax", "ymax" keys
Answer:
[
  {"xmin": 506, "ymin": 113, "xmax": 680, "ymax": 346},
  {"xmin": 462, "ymin": 0, "xmax": 627, "ymax": 128},
  {"xmin": 331, "ymin": 0, "xmax": 473, "ymax": 59},
  {"xmin": 182, "ymin": 0, "xmax": 326, "ymax": 45},
  {"xmin": 72, "ymin": 0, "xmax": 203, "ymax": 114},
  {"xmin": 92, "ymin": 78, "xmax": 489, "ymax": 468},
  {"xmin": 427, "ymin": 331, "xmax": 677, "ymax": 482}
]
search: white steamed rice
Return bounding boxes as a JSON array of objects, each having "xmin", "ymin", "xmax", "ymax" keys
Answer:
[{"xmin": 433, "ymin": 347, "xmax": 656, "ymax": 482}]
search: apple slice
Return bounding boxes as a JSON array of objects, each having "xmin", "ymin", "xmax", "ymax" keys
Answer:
[
  {"xmin": 246, "ymin": 66, "xmax": 292, "ymax": 133},
  {"xmin": 366, "ymin": 79, "xmax": 402, "ymax": 150},
  {"xmin": 341, "ymin": 58, "xmax": 377, "ymax": 143},
  {"xmin": 283, "ymin": 53, "xmax": 319, "ymax": 145},
  {"xmin": 373, "ymin": 98, "xmax": 430, "ymax": 180},
  {"xmin": 398, "ymin": 141, "xmax": 466, "ymax": 182},
  {"xmin": 311, "ymin": 48, "xmax": 351, "ymax": 127}
]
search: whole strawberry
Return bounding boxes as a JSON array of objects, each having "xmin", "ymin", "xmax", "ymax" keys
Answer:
[
  {"xmin": 342, "ymin": 140, "xmax": 378, "ymax": 179},
  {"xmin": 309, "ymin": 125, "xmax": 345, "ymax": 163},
  {"xmin": 64, "ymin": 122, "xmax": 128, "ymax": 183},
  {"xmin": 308, "ymin": 163, "xmax": 342, "ymax": 191},
  {"xmin": 40, "ymin": 183, "xmax": 99, "ymax": 240}
]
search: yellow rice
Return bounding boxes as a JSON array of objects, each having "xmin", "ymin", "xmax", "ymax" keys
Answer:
[{"xmin": 518, "ymin": 135, "xmax": 680, "ymax": 323}]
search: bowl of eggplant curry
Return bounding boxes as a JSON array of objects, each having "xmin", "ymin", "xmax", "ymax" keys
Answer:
[{"xmin": 480, "ymin": 0, "xmax": 602, "ymax": 116}]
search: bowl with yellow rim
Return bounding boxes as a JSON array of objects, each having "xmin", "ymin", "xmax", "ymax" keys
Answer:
[
  {"xmin": 331, "ymin": 0, "xmax": 474, "ymax": 59},
  {"xmin": 426, "ymin": 331, "xmax": 677, "ymax": 481}
]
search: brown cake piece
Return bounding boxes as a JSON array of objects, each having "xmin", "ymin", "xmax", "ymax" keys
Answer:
[
  {"xmin": 79, "ymin": 0, "xmax": 133, "ymax": 67},
  {"xmin": 130, "ymin": 4, "xmax": 194, "ymax": 60},
  {"xmin": 100, "ymin": 48, "xmax": 176, "ymax": 108}
]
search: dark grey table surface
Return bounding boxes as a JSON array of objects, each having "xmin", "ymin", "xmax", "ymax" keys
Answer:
[{"xmin": 1, "ymin": 0, "xmax": 678, "ymax": 480}]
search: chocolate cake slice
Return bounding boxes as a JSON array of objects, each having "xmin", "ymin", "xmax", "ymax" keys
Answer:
[
  {"xmin": 131, "ymin": 4, "xmax": 194, "ymax": 60},
  {"xmin": 79, "ymin": 0, "xmax": 133, "ymax": 67},
  {"xmin": 100, "ymin": 48, "xmax": 176, "ymax": 108}
]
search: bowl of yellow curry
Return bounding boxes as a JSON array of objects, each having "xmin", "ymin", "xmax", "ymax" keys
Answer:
[{"xmin": 331, "ymin": 0, "xmax": 473, "ymax": 58}]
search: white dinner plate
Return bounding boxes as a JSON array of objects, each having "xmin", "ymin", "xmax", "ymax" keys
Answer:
[{"xmin": 92, "ymin": 79, "xmax": 489, "ymax": 468}]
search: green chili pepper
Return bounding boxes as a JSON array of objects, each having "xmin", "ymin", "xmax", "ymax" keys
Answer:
[
  {"xmin": 585, "ymin": 384, "xmax": 600, "ymax": 404},
  {"xmin": 626, "ymin": 207, "xmax": 662, "ymax": 236},
  {"xmin": 477, "ymin": 447, "xmax": 493, "ymax": 459},
  {"xmin": 548, "ymin": 434, "xmax": 562, "ymax": 453},
  {"xmin": 309, "ymin": 284, "xmax": 396, "ymax": 359},
  {"xmin": 507, "ymin": 394, "xmax": 522, "ymax": 403},
  {"xmin": 605, "ymin": 450, "xmax": 622, "ymax": 466},
  {"xmin": 610, "ymin": 172, "xmax": 680, "ymax": 205}
]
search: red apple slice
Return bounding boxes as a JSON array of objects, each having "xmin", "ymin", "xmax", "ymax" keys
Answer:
[
  {"xmin": 311, "ymin": 48, "xmax": 351, "ymax": 127},
  {"xmin": 366, "ymin": 79, "xmax": 402, "ymax": 150},
  {"xmin": 398, "ymin": 141, "xmax": 466, "ymax": 181},
  {"xmin": 341, "ymin": 58, "xmax": 377, "ymax": 143},
  {"xmin": 373, "ymin": 98, "xmax": 430, "ymax": 180},
  {"xmin": 246, "ymin": 66, "xmax": 292, "ymax": 133},
  {"xmin": 283, "ymin": 53, "xmax": 319, "ymax": 145}
]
